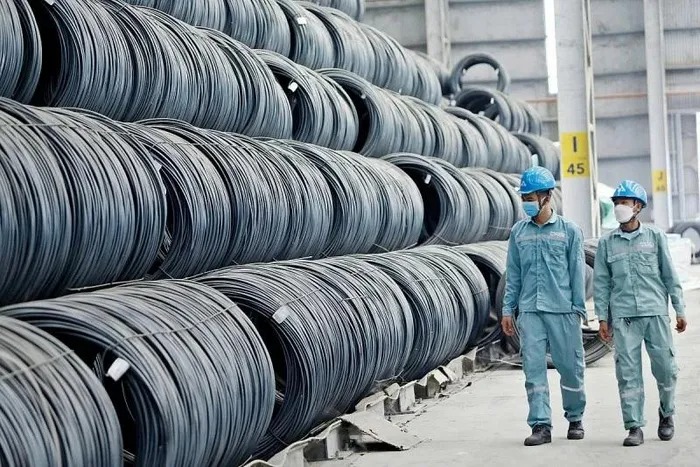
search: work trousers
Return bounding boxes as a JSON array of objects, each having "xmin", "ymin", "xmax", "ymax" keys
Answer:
[
  {"xmin": 518, "ymin": 312, "xmax": 586, "ymax": 428},
  {"xmin": 612, "ymin": 315, "xmax": 678, "ymax": 429}
]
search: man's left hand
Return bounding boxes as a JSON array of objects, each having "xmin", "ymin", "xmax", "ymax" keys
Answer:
[{"xmin": 676, "ymin": 317, "xmax": 688, "ymax": 333}]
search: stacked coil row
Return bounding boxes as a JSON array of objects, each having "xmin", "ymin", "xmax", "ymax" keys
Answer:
[
  {"xmin": 3, "ymin": 243, "xmax": 518, "ymax": 464},
  {"xmin": 0, "ymin": 0, "xmax": 551, "ymax": 173}
]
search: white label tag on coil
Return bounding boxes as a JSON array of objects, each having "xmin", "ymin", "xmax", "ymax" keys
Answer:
[
  {"xmin": 107, "ymin": 358, "xmax": 130, "ymax": 381},
  {"xmin": 272, "ymin": 305, "xmax": 292, "ymax": 324},
  {"xmin": 424, "ymin": 174, "xmax": 432, "ymax": 184},
  {"xmin": 360, "ymin": 93, "xmax": 366, "ymax": 100},
  {"xmin": 153, "ymin": 160, "xmax": 163, "ymax": 173},
  {"xmin": 296, "ymin": 16, "xmax": 308, "ymax": 25},
  {"xmin": 45, "ymin": 0, "xmax": 56, "ymax": 4},
  {"xmin": 288, "ymin": 82, "xmax": 299, "ymax": 93},
  {"xmin": 530, "ymin": 154, "xmax": 539, "ymax": 167}
]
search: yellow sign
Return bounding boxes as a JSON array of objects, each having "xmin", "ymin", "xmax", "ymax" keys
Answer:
[
  {"xmin": 652, "ymin": 169, "xmax": 668, "ymax": 193},
  {"xmin": 560, "ymin": 131, "xmax": 590, "ymax": 178}
]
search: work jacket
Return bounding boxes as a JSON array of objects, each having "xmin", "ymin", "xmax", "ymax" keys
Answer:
[
  {"xmin": 502, "ymin": 212, "xmax": 586, "ymax": 317},
  {"xmin": 593, "ymin": 224, "xmax": 685, "ymax": 321}
]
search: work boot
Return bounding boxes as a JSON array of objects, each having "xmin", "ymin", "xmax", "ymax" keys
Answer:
[
  {"xmin": 623, "ymin": 427, "xmax": 644, "ymax": 447},
  {"xmin": 524, "ymin": 425, "xmax": 552, "ymax": 446},
  {"xmin": 567, "ymin": 421, "xmax": 585, "ymax": 440},
  {"xmin": 658, "ymin": 411, "xmax": 675, "ymax": 441}
]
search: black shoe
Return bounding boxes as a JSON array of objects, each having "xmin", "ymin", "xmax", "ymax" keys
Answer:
[
  {"xmin": 623, "ymin": 427, "xmax": 644, "ymax": 447},
  {"xmin": 658, "ymin": 412, "xmax": 675, "ymax": 441},
  {"xmin": 524, "ymin": 425, "xmax": 552, "ymax": 446},
  {"xmin": 567, "ymin": 421, "xmax": 585, "ymax": 440}
]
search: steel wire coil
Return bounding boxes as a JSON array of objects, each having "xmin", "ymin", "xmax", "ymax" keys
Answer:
[
  {"xmin": 277, "ymin": 0, "xmax": 335, "ymax": 70},
  {"xmin": 448, "ymin": 110, "xmax": 490, "ymax": 168},
  {"xmin": 199, "ymin": 28, "xmax": 294, "ymax": 138},
  {"xmin": 403, "ymin": 96, "xmax": 464, "ymax": 165},
  {"xmin": 304, "ymin": 3, "xmax": 374, "ymax": 79},
  {"xmin": 28, "ymin": 0, "xmax": 292, "ymax": 137},
  {"xmin": 0, "ymin": 99, "xmax": 165, "ymax": 304},
  {"xmin": 125, "ymin": 122, "xmax": 234, "ymax": 278},
  {"xmin": 406, "ymin": 247, "xmax": 478, "ymax": 357},
  {"xmin": 0, "ymin": 0, "xmax": 41, "ymax": 102},
  {"xmin": 429, "ymin": 247, "xmax": 492, "ymax": 349},
  {"xmin": 454, "ymin": 85, "xmax": 543, "ymax": 135},
  {"xmin": 432, "ymin": 160, "xmax": 490, "ymax": 244},
  {"xmin": 409, "ymin": 50, "xmax": 444, "ymax": 105},
  {"xmin": 320, "ymin": 68, "xmax": 402, "ymax": 157},
  {"xmin": 446, "ymin": 107, "xmax": 507, "ymax": 171},
  {"xmin": 384, "ymin": 153, "xmax": 472, "ymax": 245},
  {"xmin": 361, "ymin": 251, "xmax": 463, "ymax": 381},
  {"xmin": 299, "ymin": 0, "xmax": 365, "ymax": 20},
  {"xmin": 457, "ymin": 241, "xmax": 510, "ymax": 346},
  {"xmin": 513, "ymin": 132, "xmax": 561, "ymax": 179},
  {"xmin": 255, "ymin": 139, "xmax": 335, "ymax": 259},
  {"xmin": 123, "ymin": 0, "xmax": 229, "ymax": 31},
  {"xmin": 2, "ymin": 281, "xmax": 276, "ymax": 467},
  {"xmin": 362, "ymin": 158, "xmax": 425, "ymax": 253},
  {"xmin": 281, "ymin": 142, "xmax": 380, "ymax": 256},
  {"xmin": 461, "ymin": 169, "xmax": 516, "ymax": 241},
  {"xmin": 197, "ymin": 260, "xmax": 412, "ymax": 458},
  {"xmin": 360, "ymin": 23, "xmax": 416, "ymax": 96},
  {"xmin": 483, "ymin": 118, "xmax": 532, "ymax": 173},
  {"xmin": 0, "ymin": 317, "xmax": 122, "ymax": 466},
  {"xmin": 449, "ymin": 52, "xmax": 511, "ymax": 95},
  {"xmin": 257, "ymin": 50, "xmax": 358, "ymax": 149}
]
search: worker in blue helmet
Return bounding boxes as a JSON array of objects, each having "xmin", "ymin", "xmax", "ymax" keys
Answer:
[
  {"xmin": 501, "ymin": 166, "xmax": 587, "ymax": 446},
  {"xmin": 594, "ymin": 180, "xmax": 687, "ymax": 447}
]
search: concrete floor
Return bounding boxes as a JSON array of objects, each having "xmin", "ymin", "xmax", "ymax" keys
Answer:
[{"xmin": 321, "ymin": 277, "xmax": 700, "ymax": 467}]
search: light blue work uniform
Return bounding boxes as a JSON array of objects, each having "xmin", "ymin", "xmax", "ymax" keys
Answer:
[
  {"xmin": 593, "ymin": 224, "xmax": 685, "ymax": 429},
  {"xmin": 503, "ymin": 212, "xmax": 587, "ymax": 428}
]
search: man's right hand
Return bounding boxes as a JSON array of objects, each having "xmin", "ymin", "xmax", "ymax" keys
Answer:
[
  {"xmin": 502, "ymin": 316, "xmax": 515, "ymax": 336},
  {"xmin": 599, "ymin": 320, "xmax": 612, "ymax": 342}
]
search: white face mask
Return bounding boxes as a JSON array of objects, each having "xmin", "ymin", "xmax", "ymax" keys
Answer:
[{"xmin": 614, "ymin": 205, "xmax": 635, "ymax": 224}]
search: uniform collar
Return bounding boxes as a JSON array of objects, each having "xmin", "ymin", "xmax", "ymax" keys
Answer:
[
  {"xmin": 613, "ymin": 222, "xmax": 645, "ymax": 239},
  {"xmin": 529, "ymin": 210, "xmax": 558, "ymax": 226}
]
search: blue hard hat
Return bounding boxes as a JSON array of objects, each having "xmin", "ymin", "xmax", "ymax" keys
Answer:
[
  {"xmin": 520, "ymin": 166, "xmax": 556, "ymax": 194},
  {"xmin": 611, "ymin": 180, "xmax": 648, "ymax": 207}
]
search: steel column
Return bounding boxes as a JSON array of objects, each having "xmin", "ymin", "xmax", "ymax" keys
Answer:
[
  {"xmin": 644, "ymin": 0, "xmax": 672, "ymax": 229},
  {"xmin": 554, "ymin": 0, "xmax": 600, "ymax": 237},
  {"xmin": 424, "ymin": 0, "xmax": 451, "ymax": 67}
]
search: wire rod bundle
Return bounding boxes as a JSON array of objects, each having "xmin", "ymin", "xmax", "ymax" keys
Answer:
[
  {"xmin": 457, "ymin": 241, "xmax": 510, "ymax": 346},
  {"xmin": 362, "ymin": 157, "xmax": 425, "ymax": 253},
  {"xmin": 0, "ymin": 317, "xmax": 122, "ymax": 466},
  {"xmin": 0, "ymin": 99, "xmax": 165, "ymax": 305},
  {"xmin": 27, "ymin": 0, "xmax": 292, "ymax": 137},
  {"xmin": 513, "ymin": 132, "xmax": 561, "ymax": 179},
  {"xmin": 0, "ymin": 0, "xmax": 41, "ymax": 103},
  {"xmin": 304, "ymin": 3, "xmax": 375, "ymax": 79},
  {"xmin": 460, "ymin": 169, "xmax": 518, "ymax": 241},
  {"xmin": 197, "ymin": 260, "xmax": 413, "ymax": 457},
  {"xmin": 446, "ymin": 106, "xmax": 530, "ymax": 172},
  {"xmin": 403, "ymin": 96, "xmax": 464, "ymax": 165},
  {"xmin": 384, "ymin": 153, "xmax": 472, "ymax": 245},
  {"xmin": 256, "ymin": 50, "xmax": 359, "ymax": 149},
  {"xmin": 320, "ymin": 68, "xmax": 403, "ymax": 157},
  {"xmin": 277, "ymin": 0, "xmax": 336, "ymax": 70},
  {"xmin": 454, "ymin": 85, "xmax": 543, "ymax": 135},
  {"xmin": 199, "ymin": 28, "xmax": 293, "ymax": 138},
  {"xmin": 2, "ymin": 281, "xmax": 276, "ymax": 467},
  {"xmin": 299, "ymin": 0, "xmax": 365, "ymax": 20},
  {"xmin": 449, "ymin": 52, "xmax": 511, "ymax": 95}
]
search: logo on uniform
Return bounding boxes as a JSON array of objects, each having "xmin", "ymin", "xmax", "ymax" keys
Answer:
[{"xmin": 549, "ymin": 231, "xmax": 566, "ymax": 241}]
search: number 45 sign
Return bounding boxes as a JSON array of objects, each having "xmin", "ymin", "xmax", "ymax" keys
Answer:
[{"xmin": 561, "ymin": 132, "xmax": 590, "ymax": 178}]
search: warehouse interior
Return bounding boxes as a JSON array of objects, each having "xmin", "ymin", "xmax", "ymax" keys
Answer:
[{"xmin": 0, "ymin": 0, "xmax": 699, "ymax": 466}]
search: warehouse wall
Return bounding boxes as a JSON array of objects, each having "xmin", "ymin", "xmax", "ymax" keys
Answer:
[{"xmin": 364, "ymin": 0, "xmax": 700, "ymax": 221}]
